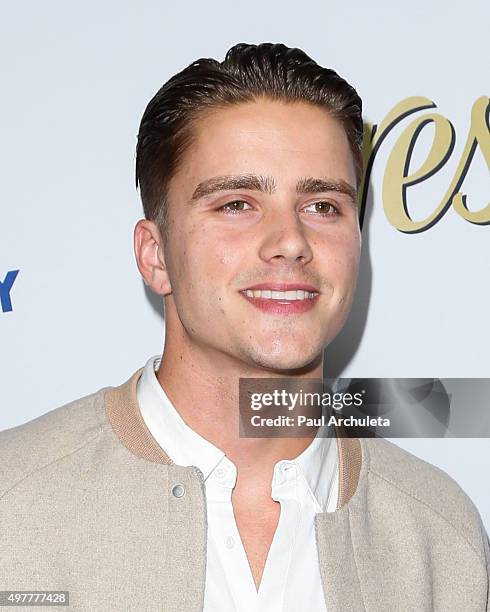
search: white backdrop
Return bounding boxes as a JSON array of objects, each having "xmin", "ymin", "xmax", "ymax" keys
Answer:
[{"xmin": 1, "ymin": 1, "xmax": 489, "ymax": 527}]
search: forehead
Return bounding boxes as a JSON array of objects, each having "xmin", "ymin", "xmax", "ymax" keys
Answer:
[{"xmin": 170, "ymin": 99, "xmax": 357, "ymax": 193}]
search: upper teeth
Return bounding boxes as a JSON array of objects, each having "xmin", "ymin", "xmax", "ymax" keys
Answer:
[{"xmin": 245, "ymin": 289, "xmax": 317, "ymax": 300}]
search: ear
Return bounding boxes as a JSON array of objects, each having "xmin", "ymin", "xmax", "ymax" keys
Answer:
[{"xmin": 133, "ymin": 219, "xmax": 172, "ymax": 295}]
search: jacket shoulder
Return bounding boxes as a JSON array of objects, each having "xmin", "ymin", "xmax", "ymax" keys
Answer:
[
  {"xmin": 0, "ymin": 387, "xmax": 110, "ymax": 498},
  {"xmin": 364, "ymin": 437, "xmax": 489, "ymax": 566}
]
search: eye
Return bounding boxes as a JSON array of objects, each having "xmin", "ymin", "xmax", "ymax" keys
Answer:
[
  {"xmin": 217, "ymin": 200, "xmax": 253, "ymax": 215},
  {"xmin": 303, "ymin": 201, "xmax": 339, "ymax": 217}
]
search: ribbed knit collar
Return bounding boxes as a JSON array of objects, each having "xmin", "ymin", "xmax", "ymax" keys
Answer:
[{"xmin": 104, "ymin": 367, "xmax": 362, "ymax": 510}]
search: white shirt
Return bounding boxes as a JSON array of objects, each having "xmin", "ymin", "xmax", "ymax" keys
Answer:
[{"xmin": 137, "ymin": 355, "xmax": 338, "ymax": 612}]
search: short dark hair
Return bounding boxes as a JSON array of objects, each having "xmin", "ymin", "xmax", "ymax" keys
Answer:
[{"xmin": 136, "ymin": 42, "xmax": 363, "ymax": 237}]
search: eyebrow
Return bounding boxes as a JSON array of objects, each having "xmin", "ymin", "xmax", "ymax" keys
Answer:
[{"xmin": 190, "ymin": 174, "xmax": 358, "ymax": 206}]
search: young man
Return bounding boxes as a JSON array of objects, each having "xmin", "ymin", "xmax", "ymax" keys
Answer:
[{"xmin": 1, "ymin": 43, "xmax": 488, "ymax": 611}]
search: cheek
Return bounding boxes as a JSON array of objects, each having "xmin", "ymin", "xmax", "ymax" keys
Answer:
[
  {"xmin": 319, "ymin": 235, "xmax": 360, "ymax": 311},
  {"xmin": 215, "ymin": 246, "xmax": 241, "ymax": 268},
  {"xmin": 168, "ymin": 226, "xmax": 240, "ymax": 305},
  {"xmin": 341, "ymin": 244, "xmax": 361, "ymax": 278},
  {"xmin": 324, "ymin": 231, "xmax": 360, "ymax": 278},
  {"xmin": 190, "ymin": 222, "xmax": 244, "ymax": 272}
]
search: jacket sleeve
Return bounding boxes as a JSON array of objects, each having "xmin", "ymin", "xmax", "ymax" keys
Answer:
[{"xmin": 481, "ymin": 518, "xmax": 490, "ymax": 611}]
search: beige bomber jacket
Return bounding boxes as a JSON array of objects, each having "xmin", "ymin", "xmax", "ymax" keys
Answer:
[{"xmin": 1, "ymin": 368, "xmax": 489, "ymax": 611}]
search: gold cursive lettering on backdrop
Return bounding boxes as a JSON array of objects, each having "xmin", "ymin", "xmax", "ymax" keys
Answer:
[{"xmin": 359, "ymin": 96, "xmax": 490, "ymax": 233}]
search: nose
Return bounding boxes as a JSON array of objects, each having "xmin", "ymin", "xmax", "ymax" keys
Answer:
[{"xmin": 257, "ymin": 207, "xmax": 313, "ymax": 265}]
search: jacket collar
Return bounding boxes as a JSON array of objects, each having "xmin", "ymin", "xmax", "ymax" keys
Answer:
[{"xmin": 104, "ymin": 368, "xmax": 363, "ymax": 509}]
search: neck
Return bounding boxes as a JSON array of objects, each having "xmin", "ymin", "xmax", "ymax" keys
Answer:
[{"xmin": 156, "ymin": 322, "xmax": 323, "ymax": 482}]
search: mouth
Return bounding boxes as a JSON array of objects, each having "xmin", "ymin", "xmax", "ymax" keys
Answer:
[{"xmin": 239, "ymin": 283, "xmax": 320, "ymax": 315}]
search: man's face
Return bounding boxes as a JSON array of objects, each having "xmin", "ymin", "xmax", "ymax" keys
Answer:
[{"xmin": 162, "ymin": 99, "xmax": 361, "ymax": 371}]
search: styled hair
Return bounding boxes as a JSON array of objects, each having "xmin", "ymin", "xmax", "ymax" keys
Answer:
[{"xmin": 135, "ymin": 42, "xmax": 363, "ymax": 237}]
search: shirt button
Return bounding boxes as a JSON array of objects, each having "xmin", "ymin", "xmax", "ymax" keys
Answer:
[
  {"xmin": 225, "ymin": 536, "xmax": 235, "ymax": 549},
  {"xmin": 215, "ymin": 467, "xmax": 225, "ymax": 479},
  {"xmin": 172, "ymin": 484, "xmax": 186, "ymax": 498}
]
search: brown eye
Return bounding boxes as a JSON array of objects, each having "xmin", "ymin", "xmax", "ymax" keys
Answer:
[
  {"xmin": 218, "ymin": 200, "xmax": 252, "ymax": 214},
  {"xmin": 303, "ymin": 201, "xmax": 339, "ymax": 216}
]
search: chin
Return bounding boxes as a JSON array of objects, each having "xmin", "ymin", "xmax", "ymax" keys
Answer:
[{"xmin": 246, "ymin": 346, "xmax": 322, "ymax": 374}]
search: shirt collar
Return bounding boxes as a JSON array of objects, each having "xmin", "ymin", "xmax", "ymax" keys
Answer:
[
  {"xmin": 288, "ymin": 431, "xmax": 338, "ymax": 511},
  {"xmin": 137, "ymin": 355, "xmax": 338, "ymax": 511},
  {"xmin": 137, "ymin": 355, "xmax": 225, "ymax": 480}
]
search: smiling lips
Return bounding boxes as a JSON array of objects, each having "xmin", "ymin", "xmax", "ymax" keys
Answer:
[{"xmin": 239, "ymin": 283, "xmax": 320, "ymax": 315}]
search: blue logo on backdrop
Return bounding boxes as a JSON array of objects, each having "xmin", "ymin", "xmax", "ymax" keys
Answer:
[{"xmin": 0, "ymin": 270, "xmax": 19, "ymax": 313}]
